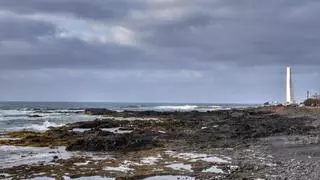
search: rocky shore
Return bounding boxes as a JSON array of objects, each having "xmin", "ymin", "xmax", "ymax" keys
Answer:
[{"xmin": 1, "ymin": 106, "xmax": 320, "ymax": 179}]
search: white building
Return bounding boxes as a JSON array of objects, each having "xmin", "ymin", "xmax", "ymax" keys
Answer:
[{"xmin": 286, "ymin": 66, "xmax": 294, "ymax": 104}]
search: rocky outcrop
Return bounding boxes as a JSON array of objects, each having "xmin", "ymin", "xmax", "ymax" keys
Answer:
[
  {"xmin": 69, "ymin": 119, "xmax": 129, "ymax": 129},
  {"xmin": 27, "ymin": 115, "xmax": 43, "ymax": 118},
  {"xmin": 4, "ymin": 107, "xmax": 320, "ymax": 179},
  {"xmin": 84, "ymin": 108, "xmax": 117, "ymax": 115},
  {"xmin": 66, "ymin": 130, "xmax": 162, "ymax": 151}
]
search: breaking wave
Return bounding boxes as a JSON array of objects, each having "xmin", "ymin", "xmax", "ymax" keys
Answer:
[
  {"xmin": 151, "ymin": 105, "xmax": 233, "ymax": 111},
  {"xmin": 0, "ymin": 110, "xmax": 33, "ymax": 117},
  {"xmin": 7, "ymin": 120, "xmax": 64, "ymax": 132},
  {"xmin": 153, "ymin": 105, "xmax": 199, "ymax": 111},
  {"xmin": 10, "ymin": 121, "xmax": 64, "ymax": 131}
]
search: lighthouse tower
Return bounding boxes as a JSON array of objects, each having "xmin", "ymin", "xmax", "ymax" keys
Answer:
[{"xmin": 286, "ymin": 66, "xmax": 294, "ymax": 104}]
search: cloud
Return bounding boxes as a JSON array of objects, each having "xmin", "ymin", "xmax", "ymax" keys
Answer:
[
  {"xmin": 0, "ymin": 0, "xmax": 320, "ymax": 102},
  {"xmin": 2, "ymin": 0, "xmax": 320, "ymax": 69}
]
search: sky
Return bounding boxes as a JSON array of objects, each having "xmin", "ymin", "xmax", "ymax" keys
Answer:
[{"xmin": 0, "ymin": 0, "xmax": 320, "ymax": 103}]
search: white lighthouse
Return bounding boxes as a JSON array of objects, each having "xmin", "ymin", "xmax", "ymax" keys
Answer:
[{"xmin": 286, "ymin": 66, "xmax": 294, "ymax": 104}]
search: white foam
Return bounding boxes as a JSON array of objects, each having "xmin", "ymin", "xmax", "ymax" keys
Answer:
[
  {"xmin": 165, "ymin": 151, "xmax": 207, "ymax": 159},
  {"xmin": 201, "ymin": 157, "xmax": 230, "ymax": 163},
  {"xmin": 165, "ymin": 151, "xmax": 231, "ymax": 164},
  {"xmin": 72, "ymin": 127, "xmax": 133, "ymax": 134},
  {"xmin": 0, "ymin": 109, "xmax": 96, "ymax": 132},
  {"xmin": 0, "ymin": 110, "xmax": 32, "ymax": 117},
  {"xmin": 74, "ymin": 161, "xmax": 91, "ymax": 166},
  {"xmin": 140, "ymin": 155, "xmax": 162, "ymax": 165},
  {"xmin": 153, "ymin": 105, "xmax": 198, "ymax": 111},
  {"xmin": 1, "ymin": 113, "xmax": 75, "ymax": 121},
  {"xmin": 166, "ymin": 163, "xmax": 193, "ymax": 172},
  {"xmin": 36, "ymin": 109, "xmax": 84, "ymax": 114},
  {"xmin": 103, "ymin": 116, "xmax": 159, "ymax": 121},
  {"xmin": 72, "ymin": 128, "xmax": 91, "ymax": 132},
  {"xmin": 101, "ymin": 127, "xmax": 133, "ymax": 134},
  {"xmin": 202, "ymin": 166, "xmax": 224, "ymax": 173},
  {"xmin": 0, "ymin": 110, "xmax": 33, "ymax": 121},
  {"xmin": 122, "ymin": 160, "xmax": 143, "ymax": 166},
  {"xmin": 104, "ymin": 164, "xmax": 134, "ymax": 172},
  {"xmin": 8, "ymin": 120, "xmax": 64, "ymax": 132}
]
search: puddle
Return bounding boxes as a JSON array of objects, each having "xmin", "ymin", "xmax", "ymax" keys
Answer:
[
  {"xmin": 64, "ymin": 176, "xmax": 115, "ymax": 180},
  {"xmin": 200, "ymin": 157, "xmax": 230, "ymax": 163},
  {"xmin": 101, "ymin": 128, "xmax": 132, "ymax": 134},
  {"xmin": 0, "ymin": 173, "xmax": 11, "ymax": 178},
  {"xmin": 104, "ymin": 164, "xmax": 134, "ymax": 173},
  {"xmin": 103, "ymin": 117, "xmax": 159, "ymax": 121},
  {"xmin": 29, "ymin": 176, "xmax": 115, "ymax": 180},
  {"xmin": 140, "ymin": 155, "xmax": 162, "ymax": 165},
  {"xmin": 0, "ymin": 146, "xmax": 72, "ymax": 169},
  {"xmin": 72, "ymin": 127, "xmax": 132, "ymax": 134},
  {"xmin": 202, "ymin": 166, "xmax": 224, "ymax": 173},
  {"xmin": 0, "ymin": 145, "xmax": 113, "ymax": 169},
  {"xmin": 166, "ymin": 163, "xmax": 193, "ymax": 172},
  {"xmin": 165, "ymin": 151, "xmax": 231, "ymax": 164},
  {"xmin": 72, "ymin": 128, "xmax": 91, "ymax": 132},
  {"xmin": 143, "ymin": 176, "xmax": 195, "ymax": 180}
]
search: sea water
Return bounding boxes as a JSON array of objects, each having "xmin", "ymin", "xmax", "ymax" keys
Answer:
[{"xmin": 0, "ymin": 101, "xmax": 252, "ymax": 133}]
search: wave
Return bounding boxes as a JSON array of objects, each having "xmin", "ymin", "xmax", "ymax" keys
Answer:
[
  {"xmin": 0, "ymin": 110, "xmax": 33, "ymax": 117},
  {"xmin": 0, "ymin": 109, "xmax": 86, "ymax": 122},
  {"xmin": 153, "ymin": 105, "xmax": 199, "ymax": 111},
  {"xmin": 33, "ymin": 109, "xmax": 84, "ymax": 114},
  {"xmin": 7, "ymin": 120, "xmax": 64, "ymax": 132},
  {"xmin": 150, "ymin": 105, "xmax": 233, "ymax": 111}
]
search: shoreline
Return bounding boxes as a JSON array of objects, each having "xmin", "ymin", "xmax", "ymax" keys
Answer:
[{"xmin": 1, "ymin": 106, "xmax": 320, "ymax": 179}]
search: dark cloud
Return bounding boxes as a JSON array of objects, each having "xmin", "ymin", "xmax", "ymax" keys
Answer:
[
  {"xmin": 0, "ymin": 0, "xmax": 144, "ymax": 20},
  {"xmin": 0, "ymin": 0, "xmax": 319, "ymax": 102},
  {"xmin": 0, "ymin": 39, "xmax": 149, "ymax": 70},
  {"xmin": 0, "ymin": 18, "xmax": 54, "ymax": 41}
]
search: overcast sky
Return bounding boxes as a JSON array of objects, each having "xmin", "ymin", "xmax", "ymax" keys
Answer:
[{"xmin": 0, "ymin": 0, "xmax": 319, "ymax": 103}]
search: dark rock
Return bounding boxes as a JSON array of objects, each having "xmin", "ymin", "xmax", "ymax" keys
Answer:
[
  {"xmin": 70, "ymin": 119, "xmax": 129, "ymax": 129},
  {"xmin": 66, "ymin": 130, "xmax": 162, "ymax": 152},
  {"xmin": 84, "ymin": 108, "xmax": 117, "ymax": 115},
  {"xmin": 27, "ymin": 115, "xmax": 43, "ymax": 118},
  {"xmin": 118, "ymin": 127, "xmax": 134, "ymax": 131}
]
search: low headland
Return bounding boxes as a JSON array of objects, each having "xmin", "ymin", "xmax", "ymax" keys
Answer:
[{"xmin": 1, "ymin": 106, "xmax": 320, "ymax": 179}]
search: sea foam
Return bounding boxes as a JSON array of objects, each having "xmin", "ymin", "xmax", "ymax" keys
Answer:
[
  {"xmin": 7, "ymin": 120, "xmax": 64, "ymax": 132},
  {"xmin": 153, "ymin": 105, "xmax": 198, "ymax": 111}
]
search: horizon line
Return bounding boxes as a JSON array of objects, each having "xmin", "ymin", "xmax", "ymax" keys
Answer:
[{"xmin": 0, "ymin": 100, "xmax": 260, "ymax": 105}]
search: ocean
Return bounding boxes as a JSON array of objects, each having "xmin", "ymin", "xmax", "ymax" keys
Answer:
[{"xmin": 0, "ymin": 102, "xmax": 253, "ymax": 134}]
